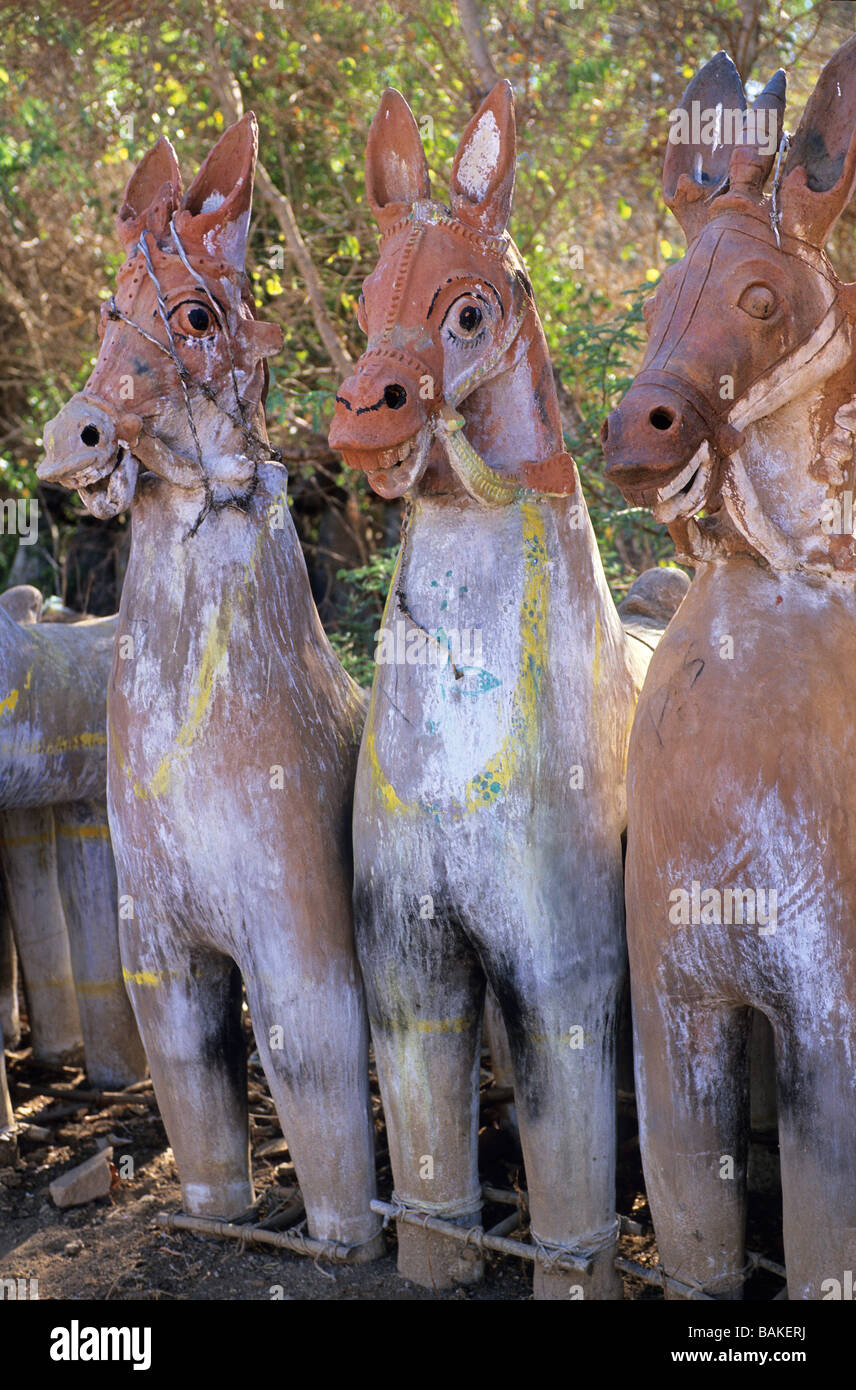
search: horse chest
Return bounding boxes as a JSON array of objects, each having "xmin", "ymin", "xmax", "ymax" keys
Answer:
[
  {"xmin": 105, "ymin": 503, "xmax": 331, "ymax": 899},
  {"xmin": 627, "ymin": 562, "xmax": 856, "ymax": 997},
  {"xmin": 363, "ymin": 501, "xmax": 595, "ymax": 821}
]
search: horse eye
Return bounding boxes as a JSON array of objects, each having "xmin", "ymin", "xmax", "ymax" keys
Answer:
[
  {"xmin": 174, "ymin": 301, "xmax": 215, "ymax": 337},
  {"xmin": 458, "ymin": 305, "xmax": 482, "ymax": 334},
  {"xmin": 738, "ymin": 284, "xmax": 776, "ymax": 320}
]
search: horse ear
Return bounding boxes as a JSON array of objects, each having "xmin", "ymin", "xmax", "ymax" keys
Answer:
[
  {"xmin": 450, "ymin": 80, "xmax": 516, "ymax": 236},
  {"xmin": 780, "ymin": 34, "xmax": 856, "ymax": 246},
  {"xmin": 727, "ymin": 69, "xmax": 787, "ymax": 190},
  {"xmin": 173, "ymin": 112, "xmax": 258, "ymax": 270},
  {"xmin": 117, "ymin": 136, "xmax": 182, "ymax": 249},
  {"xmin": 365, "ymin": 89, "xmax": 431, "ymax": 229},
  {"xmin": 663, "ymin": 52, "xmax": 745, "ymax": 241}
]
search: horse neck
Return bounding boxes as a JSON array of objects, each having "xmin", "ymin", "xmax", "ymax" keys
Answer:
[
  {"xmin": 722, "ymin": 378, "xmax": 856, "ymax": 577},
  {"xmin": 462, "ymin": 314, "xmax": 565, "ymax": 474},
  {"xmin": 122, "ymin": 460, "xmax": 329, "ymax": 662},
  {"xmin": 406, "ymin": 314, "xmax": 611, "ymax": 602}
]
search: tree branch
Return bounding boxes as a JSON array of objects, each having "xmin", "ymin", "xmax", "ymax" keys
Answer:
[
  {"xmin": 204, "ymin": 24, "xmax": 353, "ymax": 379},
  {"xmin": 253, "ymin": 163, "xmax": 353, "ymax": 379},
  {"xmin": 456, "ymin": 0, "xmax": 500, "ymax": 96}
]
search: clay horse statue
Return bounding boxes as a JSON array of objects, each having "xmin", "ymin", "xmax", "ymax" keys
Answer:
[
  {"xmin": 38, "ymin": 115, "xmax": 382, "ymax": 1256},
  {"xmin": 603, "ymin": 42, "xmax": 856, "ymax": 1299},
  {"xmin": 330, "ymin": 81, "xmax": 687, "ymax": 1298}
]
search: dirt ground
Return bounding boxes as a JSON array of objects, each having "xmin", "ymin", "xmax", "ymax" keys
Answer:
[{"xmin": 0, "ymin": 1012, "xmax": 787, "ymax": 1302}]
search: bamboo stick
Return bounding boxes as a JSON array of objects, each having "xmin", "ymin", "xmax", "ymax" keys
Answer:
[
  {"xmin": 157, "ymin": 1191, "xmax": 787, "ymax": 1298},
  {"xmin": 369, "ymin": 1198, "xmax": 593, "ymax": 1274},
  {"xmin": 485, "ymin": 1210, "xmax": 522, "ymax": 1239},
  {"xmin": 156, "ymin": 1211, "xmax": 366, "ymax": 1263}
]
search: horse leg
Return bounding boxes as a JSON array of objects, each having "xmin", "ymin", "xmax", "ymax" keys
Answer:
[
  {"xmin": 0, "ymin": 1041, "xmax": 14, "ymax": 1161},
  {"xmin": 775, "ymin": 1011, "xmax": 856, "ymax": 1299},
  {"xmin": 483, "ymin": 985, "xmax": 519, "ymax": 1143},
  {"xmin": 0, "ymin": 807, "xmax": 82, "ymax": 1062},
  {"xmin": 0, "ymin": 840, "xmax": 16, "ymax": 1156},
  {"xmin": 486, "ymin": 941, "xmax": 624, "ymax": 1301},
  {"xmin": 633, "ymin": 990, "xmax": 752, "ymax": 1299},
  {"xmin": 749, "ymin": 1009, "xmax": 777, "ymax": 1133},
  {"xmin": 0, "ymin": 878, "xmax": 20, "ymax": 1048},
  {"xmin": 357, "ymin": 887, "xmax": 486, "ymax": 1289},
  {"xmin": 121, "ymin": 926, "xmax": 251, "ymax": 1217},
  {"xmin": 54, "ymin": 799, "xmax": 147, "ymax": 1087},
  {"xmin": 748, "ymin": 1009, "xmax": 779, "ymax": 1196},
  {"xmin": 242, "ymin": 933, "xmax": 382, "ymax": 1256}
]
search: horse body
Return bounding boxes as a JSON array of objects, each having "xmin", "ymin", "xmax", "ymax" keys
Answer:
[
  {"xmin": 628, "ymin": 557, "xmax": 856, "ymax": 1297},
  {"xmin": 107, "ymin": 464, "xmax": 376, "ymax": 1239},
  {"xmin": 357, "ymin": 490, "xmax": 635, "ymax": 1290},
  {"xmin": 0, "ymin": 592, "xmax": 145, "ymax": 1084},
  {"xmin": 603, "ymin": 43, "xmax": 856, "ymax": 1297},
  {"xmin": 0, "ymin": 602, "xmax": 115, "ymax": 808}
]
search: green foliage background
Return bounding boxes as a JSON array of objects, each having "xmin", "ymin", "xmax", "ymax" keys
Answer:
[{"xmin": 0, "ymin": 0, "xmax": 852, "ymax": 672}]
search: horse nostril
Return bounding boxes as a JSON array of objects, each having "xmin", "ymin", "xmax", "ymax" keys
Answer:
[
  {"xmin": 80, "ymin": 425, "xmax": 101, "ymax": 447},
  {"xmin": 649, "ymin": 407, "xmax": 675, "ymax": 432},
  {"xmin": 383, "ymin": 384, "xmax": 407, "ymax": 410},
  {"xmin": 600, "ymin": 419, "xmax": 609, "ymax": 444}
]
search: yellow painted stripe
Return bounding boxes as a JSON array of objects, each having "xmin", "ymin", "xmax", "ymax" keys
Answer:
[
  {"xmin": 116, "ymin": 491, "xmax": 284, "ymax": 803},
  {"xmin": 463, "ymin": 502, "xmax": 548, "ymax": 813},
  {"xmin": 0, "ymin": 832, "xmax": 53, "ymax": 849},
  {"xmin": 1, "ymin": 671, "xmax": 32, "ymax": 719},
  {"xmin": 415, "ymin": 1016, "xmax": 474, "ymax": 1034},
  {"xmin": 74, "ymin": 979, "xmax": 121, "ymax": 998},
  {"xmin": 122, "ymin": 598, "xmax": 239, "ymax": 801},
  {"xmin": 122, "ymin": 967, "xmax": 178, "ymax": 988},
  {"xmin": 371, "ymin": 1014, "xmax": 475, "ymax": 1035},
  {"xmin": 0, "ymin": 825, "xmax": 109, "ymax": 849},
  {"xmin": 55, "ymin": 824, "xmax": 110, "ymax": 840},
  {"xmin": 592, "ymin": 607, "xmax": 602, "ymax": 694},
  {"xmin": 0, "ymin": 689, "xmax": 20, "ymax": 718},
  {"xmin": 367, "ymin": 501, "xmax": 550, "ymax": 821},
  {"xmin": 0, "ymin": 731, "xmax": 107, "ymax": 757}
]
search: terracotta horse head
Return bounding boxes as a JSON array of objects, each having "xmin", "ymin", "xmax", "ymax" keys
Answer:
[
  {"xmin": 39, "ymin": 114, "xmax": 281, "ymax": 530},
  {"xmin": 602, "ymin": 40, "xmax": 856, "ymax": 576},
  {"xmin": 329, "ymin": 81, "xmax": 575, "ymax": 502}
]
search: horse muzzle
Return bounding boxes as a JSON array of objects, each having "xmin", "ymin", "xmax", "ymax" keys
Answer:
[
  {"xmin": 329, "ymin": 349, "xmax": 442, "ymax": 497},
  {"xmin": 602, "ymin": 378, "xmax": 743, "ymax": 512},
  {"xmin": 39, "ymin": 393, "xmax": 142, "ymax": 519},
  {"xmin": 39, "ymin": 393, "xmax": 142, "ymax": 490}
]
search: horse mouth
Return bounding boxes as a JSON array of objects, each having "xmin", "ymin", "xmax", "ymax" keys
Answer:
[
  {"xmin": 651, "ymin": 442, "xmax": 714, "ymax": 524},
  {"xmin": 341, "ymin": 425, "xmax": 433, "ymax": 499},
  {"xmin": 75, "ymin": 446, "xmax": 139, "ymax": 518},
  {"xmin": 72, "ymin": 445, "xmax": 128, "ymax": 493}
]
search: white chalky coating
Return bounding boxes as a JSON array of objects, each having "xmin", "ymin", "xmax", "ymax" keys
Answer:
[{"xmin": 455, "ymin": 110, "xmax": 501, "ymax": 201}]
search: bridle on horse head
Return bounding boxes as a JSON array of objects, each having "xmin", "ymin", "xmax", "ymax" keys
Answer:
[
  {"xmin": 359, "ymin": 200, "xmax": 577, "ymax": 504},
  {"xmin": 651, "ymin": 128, "xmax": 851, "ymax": 472},
  {"xmin": 103, "ymin": 219, "xmax": 281, "ymax": 535},
  {"xmin": 644, "ymin": 153, "xmax": 856, "ymax": 572}
]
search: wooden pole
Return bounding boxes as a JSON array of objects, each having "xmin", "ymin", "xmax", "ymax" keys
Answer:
[{"xmin": 156, "ymin": 1211, "xmax": 368, "ymax": 1264}]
